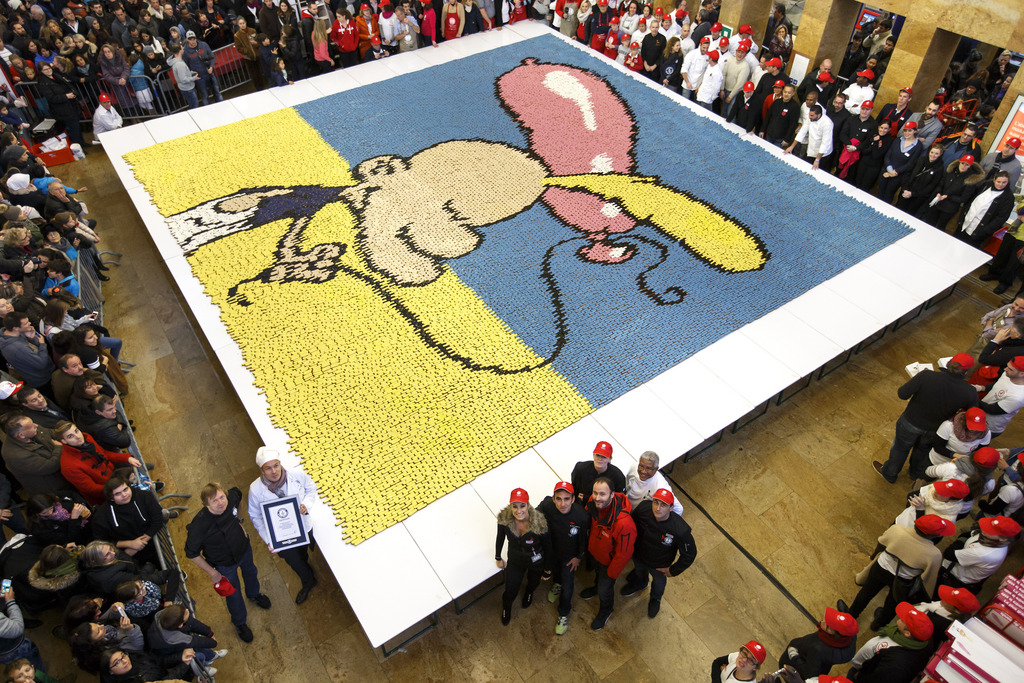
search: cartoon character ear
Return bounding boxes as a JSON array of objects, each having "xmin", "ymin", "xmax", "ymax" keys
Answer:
[{"xmin": 350, "ymin": 154, "xmax": 410, "ymax": 181}]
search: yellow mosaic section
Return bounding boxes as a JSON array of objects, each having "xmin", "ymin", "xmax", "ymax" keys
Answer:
[{"xmin": 126, "ymin": 109, "xmax": 592, "ymax": 543}]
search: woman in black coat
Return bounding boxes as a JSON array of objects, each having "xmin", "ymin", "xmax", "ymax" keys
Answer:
[
  {"xmin": 34, "ymin": 61, "xmax": 86, "ymax": 148},
  {"xmin": 917, "ymin": 157, "xmax": 987, "ymax": 231},
  {"xmin": 895, "ymin": 144, "xmax": 944, "ymax": 216},
  {"xmin": 853, "ymin": 120, "xmax": 894, "ymax": 192},
  {"xmin": 955, "ymin": 172, "xmax": 1017, "ymax": 248}
]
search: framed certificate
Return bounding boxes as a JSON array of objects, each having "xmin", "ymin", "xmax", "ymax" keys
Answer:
[{"xmin": 261, "ymin": 496, "xmax": 310, "ymax": 551}]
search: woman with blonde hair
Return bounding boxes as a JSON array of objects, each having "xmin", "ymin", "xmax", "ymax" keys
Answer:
[{"xmin": 311, "ymin": 18, "xmax": 334, "ymax": 73}]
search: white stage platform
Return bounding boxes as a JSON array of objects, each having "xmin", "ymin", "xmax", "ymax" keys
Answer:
[{"xmin": 106, "ymin": 22, "xmax": 991, "ymax": 652}]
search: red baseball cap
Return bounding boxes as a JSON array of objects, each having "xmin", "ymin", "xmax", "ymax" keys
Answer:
[
  {"xmin": 973, "ymin": 446, "xmax": 1000, "ymax": 468},
  {"xmin": 857, "ymin": 69, "xmax": 875, "ymax": 79},
  {"xmin": 739, "ymin": 39, "xmax": 752, "ymax": 50},
  {"xmin": 739, "ymin": 24, "xmax": 752, "ymax": 34},
  {"xmin": 766, "ymin": 57, "xmax": 783, "ymax": 68},
  {"xmin": 370, "ymin": 35, "xmax": 381, "ymax": 44},
  {"xmin": 675, "ymin": 9, "xmax": 687, "ymax": 19},
  {"xmin": 915, "ymin": 514, "xmax": 956, "ymax": 536},
  {"xmin": 824, "ymin": 607, "xmax": 859, "ymax": 637},
  {"xmin": 773, "ymin": 79, "xmax": 785, "ymax": 88},
  {"xmin": 903, "ymin": 121, "xmax": 918, "ymax": 130},
  {"xmin": 959, "ymin": 155, "xmax": 975, "ymax": 164},
  {"xmin": 629, "ymin": 41, "xmax": 639, "ymax": 49},
  {"xmin": 597, "ymin": 0, "xmax": 607, "ymax": 5},
  {"xmin": 742, "ymin": 640, "xmax": 766, "ymax": 664},
  {"xmin": 900, "ymin": 86, "xmax": 913, "ymax": 95},
  {"xmin": 699, "ymin": 35, "xmax": 710, "ymax": 44},
  {"xmin": 553, "ymin": 481, "xmax": 573, "ymax": 494},
  {"xmin": 652, "ymin": 488, "xmax": 674, "ymax": 506},
  {"xmin": 818, "ymin": 72, "xmax": 835, "ymax": 83},
  {"xmin": 817, "ymin": 677, "xmax": 853, "ymax": 683},
  {"xmin": 360, "ymin": 3, "xmax": 370, "ymax": 9},
  {"xmin": 951, "ymin": 352, "xmax": 975, "ymax": 368},
  {"xmin": 707, "ymin": 50, "xmax": 720, "ymax": 62},
  {"xmin": 965, "ymin": 407, "xmax": 987, "ymax": 431},
  {"xmin": 594, "ymin": 441, "xmax": 613, "ymax": 458},
  {"xmin": 896, "ymin": 602, "xmax": 934, "ymax": 640},
  {"xmin": 654, "ymin": 7, "xmax": 662, "ymax": 15},
  {"xmin": 860, "ymin": 100, "xmax": 874, "ymax": 110},
  {"xmin": 610, "ymin": 16, "xmax": 619, "ymax": 23},
  {"xmin": 933, "ymin": 479, "xmax": 969, "ymax": 499},
  {"xmin": 743, "ymin": 81, "xmax": 755, "ymax": 92},
  {"xmin": 638, "ymin": 18, "xmax": 647, "ymax": 25},
  {"xmin": 938, "ymin": 585, "xmax": 980, "ymax": 613},
  {"xmin": 1012, "ymin": 356, "xmax": 1024, "ymax": 371},
  {"xmin": 98, "ymin": 92, "xmax": 111, "ymax": 103},
  {"xmin": 509, "ymin": 488, "xmax": 529, "ymax": 504},
  {"xmin": 711, "ymin": 22, "xmax": 722, "ymax": 32},
  {"xmin": 979, "ymin": 515, "xmax": 1022, "ymax": 537},
  {"xmin": 719, "ymin": 37, "xmax": 729, "ymax": 47},
  {"xmin": 1007, "ymin": 137, "xmax": 1022, "ymax": 149},
  {"xmin": 214, "ymin": 577, "xmax": 237, "ymax": 597}
]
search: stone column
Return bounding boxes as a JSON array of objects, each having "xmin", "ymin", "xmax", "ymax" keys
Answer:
[
  {"xmin": 794, "ymin": 0, "xmax": 861, "ymax": 69},
  {"xmin": 982, "ymin": 68, "xmax": 1024, "ymax": 151},
  {"xmin": 875, "ymin": 21, "xmax": 958, "ymax": 111},
  {"xmin": 717, "ymin": 0, "xmax": 773, "ymax": 47}
]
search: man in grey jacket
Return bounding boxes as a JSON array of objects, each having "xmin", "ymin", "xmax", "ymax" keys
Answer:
[
  {"xmin": 1, "ymin": 416, "xmax": 77, "ymax": 497},
  {"xmin": 168, "ymin": 43, "xmax": 201, "ymax": 109},
  {"xmin": 0, "ymin": 312, "xmax": 54, "ymax": 394}
]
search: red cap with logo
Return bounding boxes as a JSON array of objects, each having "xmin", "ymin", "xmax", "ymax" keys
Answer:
[
  {"xmin": 742, "ymin": 640, "xmax": 766, "ymax": 664},
  {"xmin": 594, "ymin": 441, "xmax": 613, "ymax": 458},
  {"xmin": 766, "ymin": 57, "xmax": 783, "ymax": 68},
  {"xmin": 675, "ymin": 9, "xmax": 687, "ymax": 19},
  {"xmin": 904, "ymin": 121, "xmax": 918, "ymax": 130},
  {"xmin": 629, "ymin": 41, "xmax": 639, "ymax": 49},
  {"xmin": 214, "ymin": 577, "xmax": 237, "ymax": 597},
  {"xmin": 951, "ymin": 352, "xmax": 975, "ymax": 368},
  {"xmin": 719, "ymin": 37, "xmax": 729, "ymax": 47},
  {"xmin": 739, "ymin": 39, "xmax": 752, "ymax": 50},
  {"xmin": 959, "ymin": 154, "xmax": 975, "ymax": 164},
  {"xmin": 370, "ymin": 35, "xmax": 381, "ymax": 44},
  {"xmin": 1008, "ymin": 137, "xmax": 1022, "ymax": 149},
  {"xmin": 739, "ymin": 24, "xmax": 752, "ymax": 34},
  {"xmin": 610, "ymin": 16, "xmax": 618, "ymax": 23},
  {"xmin": 509, "ymin": 488, "xmax": 529, "ymax": 504},
  {"xmin": 773, "ymin": 79, "xmax": 785, "ymax": 88},
  {"xmin": 711, "ymin": 22, "xmax": 722, "ymax": 32},
  {"xmin": 1012, "ymin": 356, "xmax": 1024, "ymax": 371},
  {"xmin": 938, "ymin": 585, "xmax": 980, "ymax": 613},
  {"xmin": 900, "ymin": 86, "xmax": 913, "ymax": 95},
  {"xmin": 98, "ymin": 92, "xmax": 111, "ymax": 103},
  {"xmin": 933, "ymin": 479, "xmax": 970, "ymax": 499},
  {"xmin": 965, "ymin": 407, "xmax": 987, "ymax": 431},
  {"xmin": 973, "ymin": 446, "xmax": 1000, "ymax": 468},
  {"xmin": 818, "ymin": 72, "xmax": 834, "ymax": 83},
  {"xmin": 699, "ymin": 35, "xmax": 710, "ymax": 44},
  {"xmin": 743, "ymin": 81, "xmax": 755, "ymax": 92},
  {"xmin": 824, "ymin": 607, "xmax": 859, "ymax": 637},
  {"xmin": 707, "ymin": 50, "xmax": 720, "ymax": 61},
  {"xmin": 860, "ymin": 100, "xmax": 874, "ymax": 110},
  {"xmin": 857, "ymin": 69, "xmax": 875, "ymax": 80},
  {"xmin": 654, "ymin": 7, "xmax": 662, "ymax": 15},
  {"xmin": 652, "ymin": 488, "xmax": 674, "ymax": 506},
  {"xmin": 553, "ymin": 481, "xmax": 574, "ymax": 494},
  {"xmin": 896, "ymin": 602, "xmax": 934, "ymax": 640},
  {"xmin": 817, "ymin": 677, "xmax": 853, "ymax": 683},
  {"xmin": 979, "ymin": 515, "xmax": 1022, "ymax": 536},
  {"xmin": 915, "ymin": 514, "xmax": 956, "ymax": 536}
]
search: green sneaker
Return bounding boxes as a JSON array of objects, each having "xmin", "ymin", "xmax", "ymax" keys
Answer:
[
  {"xmin": 547, "ymin": 583, "xmax": 562, "ymax": 603},
  {"xmin": 555, "ymin": 616, "xmax": 569, "ymax": 635}
]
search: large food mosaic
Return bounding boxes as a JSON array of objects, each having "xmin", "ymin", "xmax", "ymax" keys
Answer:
[{"xmin": 126, "ymin": 34, "xmax": 910, "ymax": 543}]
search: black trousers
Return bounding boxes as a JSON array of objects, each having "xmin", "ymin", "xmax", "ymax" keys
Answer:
[
  {"xmin": 554, "ymin": 559, "xmax": 577, "ymax": 617},
  {"xmin": 988, "ymin": 232, "xmax": 1023, "ymax": 286},
  {"xmin": 848, "ymin": 560, "xmax": 896, "ymax": 619},
  {"xmin": 502, "ymin": 562, "xmax": 542, "ymax": 610},
  {"xmin": 278, "ymin": 535, "xmax": 315, "ymax": 588},
  {"xmin": 593, "ymin": 559, "xmax": 615, "ymax": 617},
  {"xmin": 626, "ymin": 557, "xmax": 668, "ymax": 603}
]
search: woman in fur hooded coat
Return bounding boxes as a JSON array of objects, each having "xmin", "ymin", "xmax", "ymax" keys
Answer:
[{"xmin": 495, "ymin": 488, "xmax": 552, "ymax": 625}]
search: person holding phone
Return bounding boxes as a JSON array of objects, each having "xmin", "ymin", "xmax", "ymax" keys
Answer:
[{"xmin": 0, "ymin": 582, "xmax": 44, "ymax": 671}]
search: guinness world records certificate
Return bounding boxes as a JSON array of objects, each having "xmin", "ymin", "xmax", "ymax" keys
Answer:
[{"xmin": 262, "ymin": 495, "xmax": 310, "ymax": 550}]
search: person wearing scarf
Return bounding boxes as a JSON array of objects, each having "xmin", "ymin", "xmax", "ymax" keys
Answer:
[
  {"xmin": 55, "ymin": 421, "xmax": 139, "ymax": 505},
  {"xmin": 848, "ymin": 602, "xmax": 933, "ymax": 683},
  {"xmin": 247, "ymin": 446, "xmax": 318, "ymax": 604},
  {"xmin": 778, "ymin": 606, "xmax": 859, "ymax": 677},
  {"xmin": 956, "ymin": 171, "xmax": 1016, "ymax": 248},
  {"xmin": 579, "ymin": 477, "xmax": 635, "ymax": 631}
]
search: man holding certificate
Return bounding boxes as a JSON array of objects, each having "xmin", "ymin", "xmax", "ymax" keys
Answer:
[{"xmin": 248, "ymin": 447, "xmax": 318, "ymax": 605}]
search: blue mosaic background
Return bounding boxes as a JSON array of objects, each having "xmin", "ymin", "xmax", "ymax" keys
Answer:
[{"xmin": 296, "ymin": 34, "xmax": 911, "ymax": 405}]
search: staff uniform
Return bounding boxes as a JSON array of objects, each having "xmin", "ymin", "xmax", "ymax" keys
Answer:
[
  {"xmin": 792, "ymin": 114, "xmax": 834, "ymax": 161},
  {"xmin": 536, "ymin": 495, "xmax": 589, "ymax": 618},
  {"xmin": 927, "ymin": 418, "xmax": 990, "ymax": 466},
  {"xmin": 843, "ymin": 82, "xmax": 874, "ymax": 114},
  {"xmin": 495, "ymin": 505, "xmax": 552, "ymax": 613},
  {"xmin": 624, "ymin": 500, "xmax": 696, "ymax": 609},
  {"xmin": 584, "ymin": 492, "xmax": 635, "ymax": 623},
  {"xmin": 942, "ymin": 530, "xmax": 1008, "ymax": 590},
  {"xmin": 570, "ymin": 461, "xmax": 625, "ymax": 508},
  {"xmin": 981, "ymin": 372, "xmax": 1024, "ymax": 436}
]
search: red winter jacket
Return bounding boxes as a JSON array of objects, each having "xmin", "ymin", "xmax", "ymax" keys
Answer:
[
  {"xmin": 586, "ymin": 492, "xmax": 636, "ymax": 579},
  {"xmin": 60, "ymin": 433, "xmax": 133, "ymax": 505}
]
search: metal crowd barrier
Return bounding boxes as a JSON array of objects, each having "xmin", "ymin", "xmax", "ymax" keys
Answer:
[
  {"xmin": 74, "ymin": 251, "xmax": 200, "ymax": 614},
  {"xmin": 13, "ymin": 44, "xmax": 252, "ymax": 127}
]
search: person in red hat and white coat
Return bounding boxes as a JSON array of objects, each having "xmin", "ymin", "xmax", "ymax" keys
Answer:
[
  {"xmin": 842, "ymin": 69, "xmax": 875, "ymax": 115},
  {"xmin": 495, "ymin": 487, "xmax": 552, "ymax": 626},
  {"xmin": 711, "ymin": 639, "xmax": 766, "ymax": 682},
  {"xmin": 938, "ymin": 515, "xmax": 1021, "ymax": 593},
  {"xmin": 620, "ymin": 487, "xmax": 695, "ymax": 618},
  {"xmin": 91, "ymin": 92, "xmax": 122, "ymax": 139},
  {"xmin": 536, "ymin": 481, "xmax": 589, "ymax": 635},
  {"xmin": 915, "ymin": 584, "xmax": 980, "ymax": 640}
]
